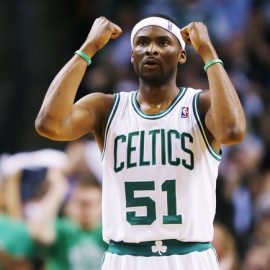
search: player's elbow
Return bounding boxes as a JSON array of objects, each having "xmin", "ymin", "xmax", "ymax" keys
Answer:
[
  {"xmin": 219, "ymin": 125, "xmax": 246, "ymax": 145},
  {"xmin": 35, "ymin": 115, "xmax": 62, "ymax": 140}
]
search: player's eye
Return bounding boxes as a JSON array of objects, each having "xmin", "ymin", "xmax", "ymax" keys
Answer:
[
  {"xmin": 138, "ymin": 39, "xmax": 147, "ymax": 46},
  {"xmin": 160, "ymin": 40, "xmax": 169, "ymax": 46}
]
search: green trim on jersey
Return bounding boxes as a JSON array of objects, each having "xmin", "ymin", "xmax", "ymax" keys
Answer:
[
  {"xmin": 192, "ymin": 92, "xmax": 222, "ymax": 161},
  {"xmin": 132, "ymin": 87, "xmax": 187, "ymax": 120},
  {"xmin": 101, "ymin": 93, "xmax": 120, "ymax": 160},
  {"xmin": 108, "ymin": 239, "xmax": 212, "ymax": 257}
]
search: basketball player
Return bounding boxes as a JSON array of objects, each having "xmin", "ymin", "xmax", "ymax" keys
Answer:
[{"xmin": 35, "ymin": 15, "xmax": 246, "ymax": 270}]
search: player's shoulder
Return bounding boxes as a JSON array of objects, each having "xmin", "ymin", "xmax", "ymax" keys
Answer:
[
  {"xmin": 181, "ymin": 87, "xmax": 207, "ymax": 102},
  {"xmin": 82, "ymin": 91, "xmax": 135, "ymax": 114},
  {"xmin": 85, "ymin": 91, "xmax": 132, "ymax": 103},
  {"xmin": 184, "ymin": 87, "xmax": 206, "ymax": 94},
  {"xmin": 197, "ymin": 88, "xmax": 210, "ymax": 103},
  {"xmin": 182, "ymin": 87, "xmax": 210, "ymax": 115},
  {"xmin": 87, "ymin": 92, "xmax": 114, "ymax": 104},
  {"xmin": 80, "ymin": 92, "xmax": 114, "ymax": 112}
]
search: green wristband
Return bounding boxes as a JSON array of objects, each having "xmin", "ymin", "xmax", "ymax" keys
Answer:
[
  {"xmin": 74, "ymin": 50, "xmax": 92, "ymax": 65},
  {"xmin": 204, "ymin": 59, "xmax": 223, "ymax": 72}
]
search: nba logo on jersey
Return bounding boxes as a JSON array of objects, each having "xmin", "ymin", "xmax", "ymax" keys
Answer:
[
  {"xmin": 181, "ymin": 107, "xmax": 189, "ymax": 118},
  {"xmin": 168, "ymin": 21, "xmax": 172, "ymax": 31}
]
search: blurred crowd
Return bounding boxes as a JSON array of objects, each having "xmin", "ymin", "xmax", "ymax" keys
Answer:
[
  {"xmin": 1, "ymin": 0, "xmax": 270, "ymax": 269},
  {"xmin": 0, "ymin": 140, "xmax": 105, "ymax": 270}
]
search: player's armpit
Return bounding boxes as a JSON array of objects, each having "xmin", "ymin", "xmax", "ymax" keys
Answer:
[{"xmin": 198, "ymin": 90, "xmax": 221, "ymax": 152}]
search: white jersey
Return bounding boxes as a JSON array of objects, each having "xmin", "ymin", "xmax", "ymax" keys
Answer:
[{"xmin": 101, "ymin": 87, "xmax": 221, "ymax": 243}]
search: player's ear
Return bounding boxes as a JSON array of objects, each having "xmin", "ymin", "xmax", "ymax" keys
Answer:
[
  {"xmin": 178, "ymin": 49, "xmax": 186, "ymax": 64},
  {"xmin": 131, "ymin": 50, "xmax": 134, "ymax": 64}
]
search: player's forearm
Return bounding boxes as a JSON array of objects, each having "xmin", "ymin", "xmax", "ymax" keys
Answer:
[
  {"xmin": 202, "ymin": 45, "xmax": 246, "ymax": 144},
  {"xmin": 35, "ymin": 55, "xmax": 89, "ymax": 138},
  {"xmin": 181, "ymin": 22, "xmax": 246, "ymax": 144},
  {"xmin": 36, "ymin": 18, "xmax": 122, "ymax": 139}
]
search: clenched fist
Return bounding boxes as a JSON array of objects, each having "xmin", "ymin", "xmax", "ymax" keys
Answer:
[
  {"xmin": 80, "ymin": 17, "xmax": 122, "ymax": 57},
  {"xmin": 181, "ymin": 22, "xmax": 217, "ymax": 62}
]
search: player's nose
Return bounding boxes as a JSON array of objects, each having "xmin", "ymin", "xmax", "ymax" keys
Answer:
[{"xmin": 146, "ymin": 42, "xmax": 159, "ymax": 55}]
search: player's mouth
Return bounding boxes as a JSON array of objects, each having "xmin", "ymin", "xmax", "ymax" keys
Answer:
[{"xmin": 143, "ymin": 57, "xmax": 161, "ymax": 68}]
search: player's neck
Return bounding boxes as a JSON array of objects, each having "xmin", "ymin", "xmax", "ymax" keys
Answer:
[
  {"xmin": 137, "ymin": 81, "xmax": 179, "ymax": 114},
  {"xmin": 138, "ymin": 80, "xmax": 179, "ymax": 104}
]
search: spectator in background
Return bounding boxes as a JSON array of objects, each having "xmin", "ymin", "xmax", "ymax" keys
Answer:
[
  {"xmin": 200, "ymin": 0, "xmax": 252, "ymax": 42},
  {"xmin": 218, "ymin": 135, "xmax": 264, "ymax": 257},
  {"xmin": 246, "ymin": 0, "xmax": 270, "ymax": 86},
  {"xmin": 0, "ymin": 148, "xmax": 67, "ymax": 220},
  {"xmin": 0, "ymin": 139, "xmax": 104, "ymax": 269},
  {"xmin": 0, "ymin": 174, "xmax": 37, "ymax": 269},
  {"xmin": 0, "ymin": 149, "xmax": 67, "ymax": 179},
  {"xmin": 0, "ymin": 178, "xmax": 4, "ymax": 213},
  {"xmin": 212, "ymin": 223, "xmax": 239, "ymax": 270},
  {"xmin": 242, "ymin": 243, "xmax": 270, "ymax": 270},
  {"xmin": 84, "ymin": 140, "xmax": 103, "ymax": 184},
  {"xmin": 29, "ymin": 168, "xmax": 107, "ymax": 270},
  {"xmin": 251, "ymin": 213, "xmax": 270, "ymax": 247},
  {"xmin": 254, "ymin": 172, "xmax": 270, "ymax": 220},
  {"xmin": 0, "ymin": 214, "xmax": 34, "ymax": 270},
  {"xmin": 0, "ymin": 140, "xmax": 96, "ymax": 221}
]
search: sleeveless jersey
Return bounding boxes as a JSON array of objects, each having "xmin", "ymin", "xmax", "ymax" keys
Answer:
[{"xmin": 101, "ymin": 87, "xmax": 221, "ymax": 243}]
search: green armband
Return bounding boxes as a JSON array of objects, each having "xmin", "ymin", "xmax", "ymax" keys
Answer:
[
  {"xmin": 74, "ymin": 50, "xmax": 92, "ymax": 65},
  {"xmin": 204, "ymin": 59, "xmax": 223, "ymax": 72}
]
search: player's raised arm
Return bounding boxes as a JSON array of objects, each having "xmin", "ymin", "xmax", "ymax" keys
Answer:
[
  {"xmin": 181, "ymin": 22, "xmax": 246, "ymax": 146},
  {"xmin": 35, "ymin": 17, "xmax": 122, "ymax": 141}
]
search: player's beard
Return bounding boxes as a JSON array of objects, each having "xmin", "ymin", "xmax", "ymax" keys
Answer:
[{"xmin": 134, "ymin": 64, "xmax": 176, "ymax": 87}]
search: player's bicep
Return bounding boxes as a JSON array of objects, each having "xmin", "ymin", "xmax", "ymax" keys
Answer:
[
  {"xmin": 62, "ymin": 103, "xmax": 95, "ymax": 140},
  {"xmin": 57, "ymin": 93, "xmax": 113, "ymax": 141}
]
